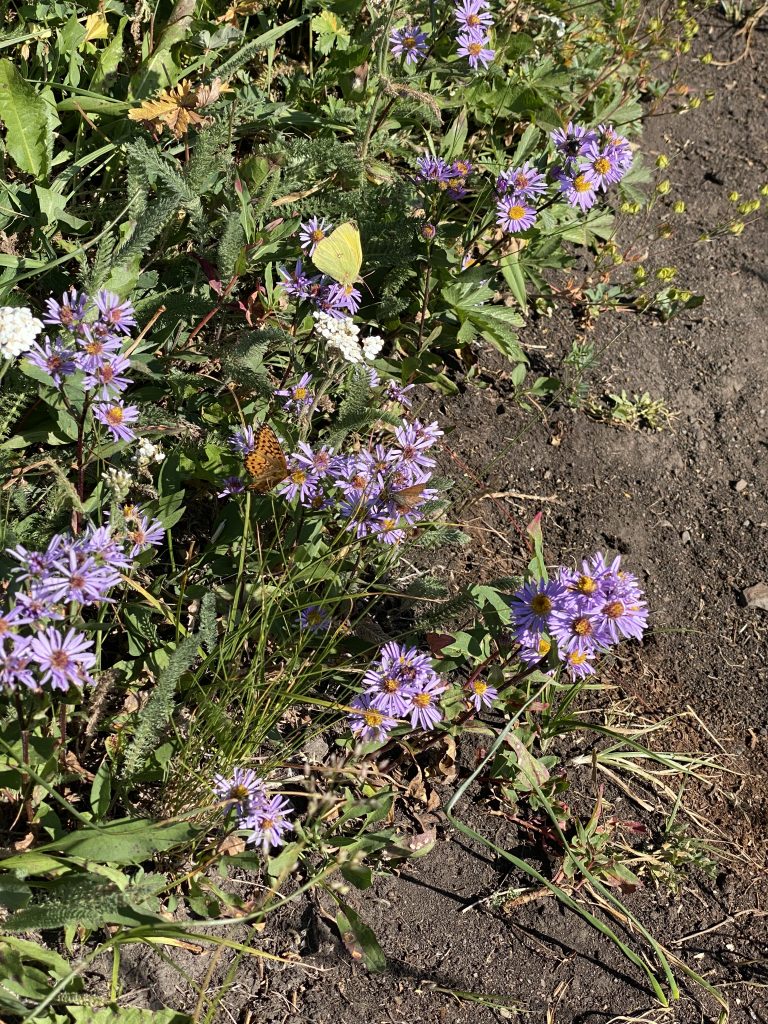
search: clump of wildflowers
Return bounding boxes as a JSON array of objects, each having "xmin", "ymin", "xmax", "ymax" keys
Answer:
[
  {"xmin": 510, "ymin": 552, "xmax": 648, "ymax": 679},
  {"xmin": 348, "ymin": 641, "xmax": 448, "ymax": 742},
  {"xmin": 0, "ymin": 515, "xmax": 164, "ymax": 694},
  {"xmin": 454, "ymin": 0, "xmax": 495, "ymax": 69},
  {"xmin": 213, "ymin": 769, "xmax": 293, "ymax": 851}
]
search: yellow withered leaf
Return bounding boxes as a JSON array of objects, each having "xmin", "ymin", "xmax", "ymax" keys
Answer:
[{"xmin": 127, "ymin": 78, "xmax": 231, "ymax": 139}]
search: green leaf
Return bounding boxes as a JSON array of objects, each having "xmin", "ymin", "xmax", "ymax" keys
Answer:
[
  {"xmin": 499, "ymin": 254, "xmax": 528, "ymax": 311},
  {"xmin": 69, "ymin": 1010, "xmax": 191, "ymax": 1024},
  {"xmin": 441, "ymin": 108, "xmax": 468, "ymax": 160},
  {"xmin": 334, "ymin": 897, "xmax": 387, "ymax": 972},
  {"xmin": 39, "ymin": 818, "xmax": 201, "ymax": 865},
  {"xmin": 0, "ymin": 58, "xmax": 52, "ymax": 178},
  {"xmin": 214, "ymin": 17, "xmax": 307, "ymax": 80},
  {"xmin": 2, "ymin": 873, "xmax": 163, "ymax": 931},
  {"xmin": 90, "ymin": 758, "xmax": 112, "ymax": 817},
  {"xmin": 0, "ymin": 876, "xmax": 32, "ymax": 912},
  {"xmin": 311, "ymin": 11, "xmax": 350, "ymax": 55}
]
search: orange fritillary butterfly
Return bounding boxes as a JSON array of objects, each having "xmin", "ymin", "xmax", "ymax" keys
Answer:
[{"xmin": 243, "ymin": 424, "xmax": 289, "ymax": 493}]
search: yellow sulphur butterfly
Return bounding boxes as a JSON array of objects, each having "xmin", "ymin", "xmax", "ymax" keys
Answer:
[{"xmin": 311, "ymin": 221, "xmax": 363, "ymax": 288}]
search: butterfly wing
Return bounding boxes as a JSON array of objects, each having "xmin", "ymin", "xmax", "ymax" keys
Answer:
[
  {"xmin": 311, "ymin": 221, "xmax": 362, "ymax": 287},
  {"xmin": 391, "ymin": 484, "xmax": 427, "ymax": 512},
  {"xmin": 243, "ymin": 425, "xmax": 289, "ymax": 493}
]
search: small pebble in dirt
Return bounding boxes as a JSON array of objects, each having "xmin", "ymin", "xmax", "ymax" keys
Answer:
[
  {"xmin": 743, "ymin": 583, "xmax": 768, "ymax": 611},
  {"xmin": 681, "ymin": 530, "xmax": 692, "ymax": 544},
  {"xmin": 734, "ymin": 479, "xmax": 748, "ymax": 492}
]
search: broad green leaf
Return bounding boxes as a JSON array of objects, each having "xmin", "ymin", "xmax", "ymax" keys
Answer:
[
  {"xmin": 312, "ymin": 11, "xmax": 350, "ymax": 54},
  {"xmin": 0, "ymin": 59, "xmax": 52, "ymax": 178},
  {"xmin": 69, "ymin": 1007, "xmax": 191, "ymax": 1023},
  {"xmin": 3, "ymin": 873, "xmax": 163, "ymax": 931},
  {"xmin": 39, "ymin": 818, "xmax": 201, "ymax": 865},
  {"xmin": 441, "ymin": 108, "xmax": 468, "ymax": 160},
  {"xmin": 334, "ymin": 897, "xmax": 387, "ymax": 972}
]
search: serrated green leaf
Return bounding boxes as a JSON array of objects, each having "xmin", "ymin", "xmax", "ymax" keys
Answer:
[{"xmin": 0, "ymin": 59, "xmax": 51, "ymax": 178}]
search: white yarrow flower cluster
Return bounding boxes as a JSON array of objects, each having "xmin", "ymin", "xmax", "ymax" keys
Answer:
[
  {"xmin": 133, "ymin": 437, "xmax": 165, "ymax": 469},
  {"xmin": 103, "ymin": 467, "xmax": 132, "ymax": 501},
  {"xmin": 313, "ymin": 312, "xmax": 384, "ymax": 365},
  {"xmin": 0, "ymin": 306, "xmax": 43, "ymax": 361}
]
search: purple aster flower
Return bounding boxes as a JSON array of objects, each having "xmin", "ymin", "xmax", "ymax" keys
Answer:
[
  {"xmin": 378, "ymin": 641, "xmax": 434, "ymax": 684},
  {"xmin": 563, "ymin": 649, "xmax": 596, "ymax": 679},
  {"xmin": 389, "ymin": 25, "xmax": 428, "ymax": 64},
  {"xmin": 511, "ymin": 578, "xmax": 570, "ymax": 636},
  {"xmin": 230, "ymin": 426, "xmax": 257, "ymax": 456},
  {"xmin": 0, "ymin": 636, "xmax": 37, "ymax": 691},
  {"xmin": 28, "ymin": 626, "xmax": 96, "ymax": 691},
  {"xmin": 26, "ymin": 337, "xmax": 77, "ymax": 385},
  {"xmin": 415, "ymin": 155, "xmax": 452, "ymax": 185},
  {"xmin": 371, "ymin": 517, "xmax": 408, "ymax": 544},
  {"xmin": 44, "ymin": 549, "xmax": 121, "ymax": 606},
  {"xmin": 556, "ymin": 168, "xmax": 599, "ymax": 211},
  {"xmin": 497, "ymin": 162, "xmax": 548, "ymax": 200},
  {"xmin": 408, "ymin": 677, "xmax": 446, "ymax": 730},
  {"xmin": 292, "ymin": 442, "xmax": 339, "ymax": 478},
  {"xmin": 94, "ymin": 290, "xmax": 136, "ymax": 334},
  {"xmin": 218, "ymin": 475, "xmax": 246, "ymax": 498},
  {"xmin": 94, "ymin": 400, "xmax": 139, "ymax": 442},
  {"xmin": 457, "ymin": 31, "xmax": 494, "ymax": 69},
  {"xmin": 126, "ymin": 513, "xmax": 165, "ymax": 558},
  {"xmin": 82, "ymin": 352, "xmax": 132, "ymax": 397},
  {"xmin": 0, "ymin": 604, "xmax": 29, "ymax": 637},
  {"xmin": 385, "ymin": 381, "xmax": 415, "ymax": 407},
  {"xmin": 278, "ymin": 460, "xmax": 322, "ymax": 506},
  {"xmin": 244, "ymin": 793, "xmax": 293, "ymax": 850},
  {"xmin": 466, "ymin": 677, "xmax": 498, "ymax": 711},
  {"xmin": 363, "ymin": 663, "xmax": 414, "ymax": 717},
  {"xmin": 581, "ymin": 143, "xmax": 625, "ymax": 191},
  {"xmin": 275, "ymin": 372, "xmax": 314, "ymax": 414},
  {"xmin": 550, "ymin": 122, "xmax": 598, "ymax": 164},
  {"xmin": 549, "ymin": 604, "xmax": 609, "ymax": 657},
  {"xmin": 278, "ymin": 260, "xmax": 316, "ymax": 301},
  {"xmin": 597, "ymin": 593, "xmax": 648, "ymax": 643},
  {"xmin": 13, "ymin": 590, "xmax": 64, "ymax": 627},
  {"xmin": 6, "ymin": 537, "xmax": 67, "ymax": 584},
  {"xmin": 43, "ymin": 288, "xmax": 88, "ymax": 332},
  {"xmin": 75, "ymin": 327, "xmax": 122, "ymax": 370},
  {"xmin": 299, "ymin": 605, "xmax": 331, "ymax": 632},
  {"xmin": 213, "ymin": 767, "xmax": 267, "ymax": 818},
  {"xmin": 597, "ymin": 124, "xmax": 633, "ymax": 168},
  {"xmin": 348, "ymin": 694, "xmax": 397, "ymax": 743},
  {"xmin": 317, "ymin": 282, "xmax": 361, "ymax": 317},
  {"xmin": 390, "ymin": 420, "xmax": 440, "ymax": 471},
  {"xmin": 80, "ymin": 524, "xmax": 132, "ymax": 569},
  {"xmin": 453, "ymin": 0, "xmax": 494, "ymax": 37},
  {"xmin": 299, "ymin": 216, "xmax": 333, "ymax": 255},
  {"xmin": 497, "ymin": 196, "xmax": 537, "ymax": 233},
  {"xmin": 518, "ymin": 631, "xmax": 554, "ymax": 666}
]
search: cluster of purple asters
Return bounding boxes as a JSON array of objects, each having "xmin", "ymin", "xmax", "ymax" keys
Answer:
[
  {"xmin": 454, "ymin": 0, "xmax": 495, "ymax": 70},
  {"xmin": 348, "ymin": 641, "xmax": 448, "ymax": 742},
  {"xmin": 0, "ymin": 511, "xmax": 164, "ymax": 693},
  {"xmin": 552, "ymin": 121, "xmax": 633, "ymax": 212},
  {"xmin": 225, "ymin": 417, "xmax": 442, "ymax": 547},
  {"xmin": 493, "ymin": 122, "xmax": 632, "ymax": 232},
  {"xmin": 389, "ymin": 2, "xmax": 495, "ymax": 71},
  {"xmin": 415, "ymin": 155, "xmax": 474, "ymax": 203},
  {"xmin": 279, "ymin": 217, "xmax": 361, "ymax": 318},
  {"xmin": 213, "ymin": 768, "xmax": 293, "ymax": 852},
  {"xmin": 24, "ymin": 288, "xmax": 141, "ymax": 442},
  {"xmin": 510, "ymin": 552, "xmax": 648, "ymax": 679}
]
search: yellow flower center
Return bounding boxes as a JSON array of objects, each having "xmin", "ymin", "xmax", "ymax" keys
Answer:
[
  {"xmin": 468, "ymin": 41, "xmax": 483, "ymax": 57},
  {"xmin": 230, "ymin": 784, "xmax": 249, "ymax": 801},
  {"xmin": 471, "ymin": 680, "xmax": 488, "ymax": 695},
  {"xmin": 294, "ymin": 387, "xmax": 307, "ymax": 400},
  {"xmin": 310, "ymin": 229, "xmax": 325, "ymax": 243},
  {"xmin": 594, "ymin": 157, "xmax": 611, "ymax": 174},
  {"xmin": 538, "ymin": 637, "xmax": 551, "ymax": 656},
  {"xmin": 573, "ymin": 616, "xmax": 592, "ymax": 636},
  {"xmin": 412, "ymin": 692, "xmax": 432, "ymax": 708},
  {"xmin": 531, "ymin": 594, "xmax": 552, "ymax": 614},
  {"xmin": 604, "ymin": 600, "xmax": 625, "ymax": 619},
  {"xmin": 574, "ymin": 174, "xmax": 592, "ymax": 193},
  {"xmin": 382, "ymin": 676, "xmax": 400, "ymax": 693},
  {"xmin": 291, "ymin": 470, "xmax": 307, "ymax": 484},
  {"xmin": 105, "ymin": 406, "xmax": 124, "ymax": 425},
  {"xmin": 576, "ymin": 575, "xmax": 598, "ymax": 594},
  {"xmin": 568, "ymin": 651, "xmax": 588, "ymax": 665},
  {"xmin": 508, "ymin": 204, "xmax": 526, "ymax": 220},
  {"xmin": 363, "ymin": 709, "xmax": 384, "ymax": 727},
  {"xmin": 404, "ymin": 35, "xmax": 416, "ymax": 47}
]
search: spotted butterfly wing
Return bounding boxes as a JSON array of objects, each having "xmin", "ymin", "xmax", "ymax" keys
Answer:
[{"xmin": 243, "ymin": 424, "xmax": 288, "ymax": 493}]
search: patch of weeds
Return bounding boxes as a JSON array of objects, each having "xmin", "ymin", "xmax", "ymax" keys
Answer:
[{"xmin": 586, "ymin": 390, "xmax": 676, "ymax": 431}]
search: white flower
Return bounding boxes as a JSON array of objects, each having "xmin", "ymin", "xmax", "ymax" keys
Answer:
[
  {"xmin": 362, "ymin": 334, "xmax": 384, "ymax": 361},
  {"xmin": 103, "ymin": 467, "xmax": 132, "ymax": 501},
  {"xmin": 133, "ymin": 437, "xmax": 165, "ymax": 468},
  {"xmin": 0, "ymin": 306, "xmax": 43, "ymax": 361}
]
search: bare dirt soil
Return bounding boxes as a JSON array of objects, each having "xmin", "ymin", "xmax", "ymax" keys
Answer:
[{"xmin": 112, "ymin": 12, "xmax": 768, "ymax": 1023}]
